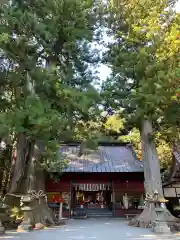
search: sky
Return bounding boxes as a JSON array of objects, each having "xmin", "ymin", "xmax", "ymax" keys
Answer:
[{"xmin": 97, "ymin": 0, "xmax": 180, "ymax": 82}]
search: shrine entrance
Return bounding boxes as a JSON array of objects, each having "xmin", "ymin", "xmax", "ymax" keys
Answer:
[{"xmin": 71, "ymin": 183, "xmax": 113, "ymax": 211}]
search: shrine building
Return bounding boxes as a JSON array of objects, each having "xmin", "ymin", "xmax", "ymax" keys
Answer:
[
  {"xmin": 162, "ymin": 146, "xmax": 180, "ymax": 217},
  {"xmin": 46, "ymin": 142, "xmax": 145, "ymax": 218}
]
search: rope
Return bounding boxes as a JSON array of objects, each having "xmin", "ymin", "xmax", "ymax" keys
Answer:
[
  {"xmin": 1, "ymin": 191, "xmax": 47, "ymax": 202},
  {"xmin": 30, "ymin": 190, "xmax": 47, "ymax": 203},
  {"xmin": 145, "ymin": 192, "xmax": 153, "ymax": 200}
]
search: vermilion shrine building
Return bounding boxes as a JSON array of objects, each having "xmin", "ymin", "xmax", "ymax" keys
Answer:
[{"xmin": 46, "ymin": 142, "xmax": 145, "ymax": 218}]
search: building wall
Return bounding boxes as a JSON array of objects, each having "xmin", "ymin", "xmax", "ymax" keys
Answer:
[{"xmin": 46, "ymin": 172, "xmax": 144, "ymax": 217}]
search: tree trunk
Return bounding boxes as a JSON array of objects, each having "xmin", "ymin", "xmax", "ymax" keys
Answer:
[
  {"xmin": 6, "ymin": 135, "xmax": 56, "ymax": 230},
  {"xmin": 24, "ymin": 143, "xmax": 56, "ymax": 228},
  {"xmin": 9, "ymin": 133, "xmax": 30, "ymax": 194},
  {"xmin": 5, "ymin": 134, "xmax": 32, "ymax": 207},
  {"xmin": 129, "ymin": 119, "xmax": 180, "ymax": 230},
  {"xmin": 30, "ymin": 169, "xmax": 56, "ymax": 227},
  {"xmin": 17, "ymin": 141, "xmax": 57, "ymax": 232},
  {"xmin": 141, "ymin": 119, "xmax": 163, "ymax": 196}
]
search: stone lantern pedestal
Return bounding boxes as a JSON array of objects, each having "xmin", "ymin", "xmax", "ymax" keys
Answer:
[
  {"xmin": 152, "ymin": 220, "xmax": 170, "ymax": 233},
  {"xmin": 152, "ymin": 207, "xmax": 170, "ymax": 233},
  {"xmin": 146, "ymin": 192, "xmax": 170, "ymax": 233},
  {"xmin": 17, "ymin": 195, "xmax": 33, "ymax": 232}
]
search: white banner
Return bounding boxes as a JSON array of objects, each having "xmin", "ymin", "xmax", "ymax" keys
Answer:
[{"xmin": 73, "ymin": 183, "xmax": 111, "ymax": 191}]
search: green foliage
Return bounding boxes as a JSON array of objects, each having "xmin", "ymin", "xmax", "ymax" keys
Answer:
[
  {"xmin": 102, "ymin": 0, "xmax": 180, "ymax": 141},
  {"xmin": 41, "ymin": 141, "xmax": 68, "ymax": 172},
  {"xmin": 0, "ymin": 0, "xmax": 102, "ymax": 172},
  {"xmin": 119, "ymin": 127, "xmax": 141, "ymax": 157},
  {"xmin": 73, "ymin": 120, "xmax": 101, "ymax": 147}
]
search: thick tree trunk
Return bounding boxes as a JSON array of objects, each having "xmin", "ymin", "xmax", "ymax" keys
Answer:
[
  {"xmin": 129, "ymin": 119, "xmax": 180, "ymax": 230},
  {"xmin": 23, "ymin": 142, "xmax": 56, "ymax": 228},
  {"xmin": 17, "ymin": 142, "xmax": 57, "ymax": 232},
  {"xmin": 5, "ymin": 134, "xmax": 32, "ymax": 207},
  {"xmin": 5, "ymin": 136, "xmax": 56, "ymax": 231},
  {"xmin": 9, "ymin": 133, "xmax": 30, "ymax": 194},
  {"xmin": 141, "ymin": 120, "xmax": 163, "ymax": 196},
  {"xmin": 29, "ymin": 168, "xmax": 56, "ymax": 227}
]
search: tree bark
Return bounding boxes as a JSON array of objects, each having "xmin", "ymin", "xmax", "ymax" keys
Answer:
[
  {"xmin": 129, "ymin": 119, "xmax": 180, "ymax": 229},
  {"xmin": 9, "ymin": 133, "xmax": 30, "ymax": 194},
  {"xmin": 141, "ymin": 119, "xmax": 163, "ymax": 196},
  {"xmin": 24, "ymin": 143, "xmax": 56, "ymax": 227},
  {"xmin": 5, "ymin": 134, "xmax": 32, "ymax": 207},
  {"xmin": 30, "ymin": 169, "xmax": 56, "ymax": 227},
  {"xmin": 6, "ymin": 136, "xmax": 56, "ymax": 229},
  {"xmin": 17, "ymin": 141, "xmax": 56, "ymax": 232}
]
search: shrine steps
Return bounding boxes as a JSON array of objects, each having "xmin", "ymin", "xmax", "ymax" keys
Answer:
[{"xmin": 73, "ymin": 208, "xmax": 113, "ymax": 218}]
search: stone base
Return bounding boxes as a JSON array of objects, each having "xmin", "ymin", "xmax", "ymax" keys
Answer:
[
  {"xmin": 139, "ymin": 220, "xmax": 151, "ymax": 228},
  {"xmin": 0, "ymin": 226, "xmax": 5, "ymax": 235},
  {"xmin": 129, "ymin": 203, "xmax": 180, "ymax": 230},
  {"xmin": 17, "ymin": 223, "xmax": 33, "ymax": 232},
  {"xmin": 152, "ymin": 221, "xmax": 171, "ymax": 234},
  {"xmin": 173, "ymin": 222, "xmax": 180, "ymax": 231}
]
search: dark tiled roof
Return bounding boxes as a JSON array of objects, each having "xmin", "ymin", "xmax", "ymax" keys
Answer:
[{"xmin": 59, "ymin": 145, "xmax": 143, "ymax": 173}]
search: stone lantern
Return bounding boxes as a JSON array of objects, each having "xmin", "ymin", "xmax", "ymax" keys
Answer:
[
  {"xmin": 17, "ymin": 195, "xmax": 33, "ymax": 232},
  {"xmin": 145, "ymin": 191, "xmax": 170, "ymax": 233}
]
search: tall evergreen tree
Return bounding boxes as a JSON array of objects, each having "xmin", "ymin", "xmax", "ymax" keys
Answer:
[
  {"xmin": 102, "ymin": 0, "xmax": 180, "ymax": 229},
  {"xmin": 0, "ymin": 0, "xmax": 101, "ymax": 228}
]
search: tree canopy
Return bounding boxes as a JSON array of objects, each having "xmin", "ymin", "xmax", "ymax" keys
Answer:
[
  {"xmin": 0, "ymin": 0, "xmax": 179, "ymax": 192},
  {"xmin": 0, "ymin": 0, "xmax": 102, "ymax": 175},
  {"xmin": 102, "ymin": 0, "xmax": 180, "ymax": 142},
  {"xmin": 100, "ymin": 0, "xmax": 180, "ymax": 172}
]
